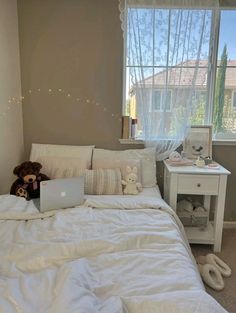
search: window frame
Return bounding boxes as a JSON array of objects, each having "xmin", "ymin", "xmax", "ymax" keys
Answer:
[
  {"xmin": 152, "ymin": 89, "xmax": 172, "ymax": 112},
  {"xmin": 231, "ymin": 90, "xmax": 236, "ymax": 109},
  {"xmin": 122, "ymin": 6, "xmax": 236, "ymax": 143}
]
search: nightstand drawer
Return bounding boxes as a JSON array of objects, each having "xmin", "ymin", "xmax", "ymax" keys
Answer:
[{"xmin": 177, "ymin": 174, "xmax": 219, "ymax": 195}]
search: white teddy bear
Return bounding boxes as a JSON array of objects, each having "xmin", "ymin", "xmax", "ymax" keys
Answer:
[{"xmin": 122, "ymin": 166, "xmax": 142, "ymax": 195}]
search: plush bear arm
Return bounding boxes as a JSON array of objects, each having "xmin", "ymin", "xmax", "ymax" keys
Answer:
[
  {"xmin": 16, "ymin": 186, "xmax": 29, "ymax": 200},
  {"xmin": 10, "ymin": 179, "xmax": 23, "ymax": 195},
  {"xmin": 10, "ymin": 180, "xmax": 30, "ymax": 200}
]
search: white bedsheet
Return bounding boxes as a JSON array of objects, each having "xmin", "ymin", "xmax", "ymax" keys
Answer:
[{"xmin": 0, "ymin": 194, "xmax": 227, "ymax": 313}]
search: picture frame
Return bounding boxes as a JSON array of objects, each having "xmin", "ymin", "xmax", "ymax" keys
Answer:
[{"xmin": 183, "ymin": 125, "xmax": 212, "ymax": 159}]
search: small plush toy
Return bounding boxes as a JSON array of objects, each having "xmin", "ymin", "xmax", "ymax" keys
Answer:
[
  {"xmin": 122, "ymin": 166, "xmax": 142, "ymax": 195},
  {"xmin": 10, "ymin": 161, "xmax": 50, "ymax": 200},
  {"xmin": 169, "ymin": 151, "xmax": 182, "ymax": 162}
]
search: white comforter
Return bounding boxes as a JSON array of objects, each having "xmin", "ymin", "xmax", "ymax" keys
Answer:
[{"xmin": 0, "ymin": 195, "xmax": 227, "ymax": 313}]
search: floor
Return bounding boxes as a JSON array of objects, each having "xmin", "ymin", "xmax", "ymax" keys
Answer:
[{"xmin": 191, "ymin": 229, "xmax": 236, "ymax": 313}]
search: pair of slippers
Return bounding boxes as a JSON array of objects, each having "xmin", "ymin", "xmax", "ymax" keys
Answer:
[{"xmin": 197, "ymin": 254, "xmax": 231, "ymax": 291}]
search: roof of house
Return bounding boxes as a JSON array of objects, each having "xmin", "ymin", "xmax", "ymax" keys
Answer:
[{"xmin": 139, "ymin": 60, "xmax": 236, "ymax": 89}]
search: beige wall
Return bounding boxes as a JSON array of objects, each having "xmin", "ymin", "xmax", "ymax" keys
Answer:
[
  {"xmin": 18, "ymin": 0, "xmax": 236, "ymax": 221},
  {"xmin": 17, "ymin": 0, "xmax": 134, "ymax": 157},
  {"xmin": 220, "ymin": 0, "xmax": 236, "ymax": 7},
  {"xmin": 213, "ymin": 145, "xmax": 236, "ymax": 221},
  {"xmin": 0, "ymin": 0, "xmax": 24, "ymax": 194}
]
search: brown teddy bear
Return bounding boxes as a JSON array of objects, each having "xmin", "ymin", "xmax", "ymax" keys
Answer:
[{"xmin": 10, "ymin": 161, "xmax": 50, "ymax": 200}]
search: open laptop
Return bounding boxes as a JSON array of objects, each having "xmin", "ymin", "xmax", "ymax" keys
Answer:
[{"xmin": 33, "ymin": 177, "xmax": 84, "ymax": 212}]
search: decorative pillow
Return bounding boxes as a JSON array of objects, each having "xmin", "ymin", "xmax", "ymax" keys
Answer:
[
  {"xmin": 93, "ymin": 148, "xmax": 156, "ymax": 187},
  {"xmin": 30, "ymin": 143, "xmax": 94, "ymax": 169},
  {"xmin": 36, "ymin": 156, "xmax": 87, "ymax": 179},
  {"xmin": 92, "ymin": 158, "xmax": 142, "ymax": 183},
  {"xmin": 84, "ymin": 168, "xmax": 123, "ymax": 195}
]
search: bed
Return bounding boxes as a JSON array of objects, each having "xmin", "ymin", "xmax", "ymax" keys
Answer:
[{"xmin": 0, "ymin": 145, "xmax": 227, "ymax": 312}]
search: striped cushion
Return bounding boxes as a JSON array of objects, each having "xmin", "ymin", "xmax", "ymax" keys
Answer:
[
  {"xmin": 93, "ymin": 148, "xmax": 156, "ymax": 187},
  {"xmin": 92, "ymin": 158, "xmax": 142, "ymax": 183},
  {"xmin": 85, "ymin": 169, "xmax": 123, "ymax": 195}
]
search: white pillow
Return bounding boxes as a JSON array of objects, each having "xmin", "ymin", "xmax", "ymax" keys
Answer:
[
  {"xmin": 30, "ymin": 143, "xmax": 94, "ymax": 169},
  {"xmin": 85, "ymin": 169, "xmax": 123, "ymax": 195},
  {"xmin": 93, "ymin": 158, "xmax": 142, "ymax": 183},
  {"xmin": 36, "ymin": 156, "xmax": 87, "ymax": 179},
  {"xmin": 93, "ymin": 148, "xmax": 156, "ymax": 187}
]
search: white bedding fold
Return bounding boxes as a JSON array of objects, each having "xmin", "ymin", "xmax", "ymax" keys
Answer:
[
  {"xmin": 0, "ymin": 195, "xmax": 227, "ymax": 313},
  {"xmin": 0, "ymin": 195, "xmax": 38, "ymax": 213},
  {"xmin": 122, "ymin": 291, "xmax": 227, "ymax": 313}
]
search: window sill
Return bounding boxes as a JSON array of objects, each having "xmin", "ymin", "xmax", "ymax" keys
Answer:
[
  {"xmin": 119, "ymin": 138, "xmax": 144, "ymax": 145},
  {"xmin": 119, "ymin": 138, "xmax": 236, "ymax": 146},
  {"xmin": 213, "ymin": 139, "xmax": 236, "ymax": 146}
]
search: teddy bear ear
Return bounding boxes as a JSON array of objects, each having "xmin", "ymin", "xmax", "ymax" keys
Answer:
[
  {"xmin": 132, "ymin": 166, "xmax": 138, "ymax": 174},
  {"xmin": 126, "ymin": 166, "xmax": 132, "ymax": 173},
  {"xmin": 13, "ymin": 165, "xmax": 21, "ymax": 176},
  {"xmin": 32, "ymin": 162, "xmax": 42, "ymax": 171}
]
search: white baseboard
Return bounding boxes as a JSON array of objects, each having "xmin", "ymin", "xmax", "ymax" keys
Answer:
[{"xmin": 223, "ymin": 221, "xmax": 236, "ymax": 229}]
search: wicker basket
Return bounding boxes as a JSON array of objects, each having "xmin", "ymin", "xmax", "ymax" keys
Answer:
[{"xmin": 178, "ymin": 210, "xmax": 208, "ymax": 227}]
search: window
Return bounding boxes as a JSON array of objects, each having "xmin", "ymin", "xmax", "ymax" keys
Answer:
[
  {"xmin": 213, "ymin": 10, "xmax": 236, "ymax": 139},
  {"xmin": 153, "ymin": 90, "xmax": 161, "ymax": 111},
  {"xmin": 124, "ymin": 6, "xmax": 236, "ymax": 141},
  {"xmin": 153, "ymin": 90, "xmax": 171, "ymax": 111},
  {"xmin": 233, "ymin": 91, "xmax": 236, "ymax": 108}
]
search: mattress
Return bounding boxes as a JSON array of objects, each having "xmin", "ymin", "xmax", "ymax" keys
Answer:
[{"xmin": 0, "ymin": 193, "xmax": 227, "ymax": 313}]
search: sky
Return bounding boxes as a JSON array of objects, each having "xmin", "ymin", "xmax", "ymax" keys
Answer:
[
  {"xmin": 127, "ymin": 8, "xmax": 236, "ymax": 65},
  {"xmin": 218, "ymin": 10, "xmax": 236, "ymax": 60}
]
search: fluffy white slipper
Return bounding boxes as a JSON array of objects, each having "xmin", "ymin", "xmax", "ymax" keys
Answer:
[
  {"xmin": 197, "ymin": 255, "xmax": 207, "ymax": 265},
  {"xmin": 205, "ymin": 254, "xmax": 232, "ymax": 278},
  {"xmin": 198, "ymin": 263, "xmax": 224, "ymax": 291}
]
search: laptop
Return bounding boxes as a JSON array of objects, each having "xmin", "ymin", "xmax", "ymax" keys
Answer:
[{"xmin": 34, "ymin": 177, "xmax": 84, "ymax": 212}]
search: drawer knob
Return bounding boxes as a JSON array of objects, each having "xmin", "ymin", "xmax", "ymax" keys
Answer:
[{"xmin": 197, "ymin": 183, "xmax": 201, "ymax": 187}]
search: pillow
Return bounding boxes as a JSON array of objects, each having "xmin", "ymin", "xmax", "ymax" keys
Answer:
[
  {"xmin": 30, "ymin": 143, "xmax": 94, "ymax": 169},
  {"xmin": 36, "ymin": 156, "xmax": 87, "ymax": 179},
  {"xmin": 93, "ymin": 148, "xmax": 156, "ymax": 187},
  {"xmin": 92, "ymin": 158, "xmax": 142, "ymax": 183},
  {"xmin": 85, "ymin": 168, "xmax": 123, "ymax": 195}
]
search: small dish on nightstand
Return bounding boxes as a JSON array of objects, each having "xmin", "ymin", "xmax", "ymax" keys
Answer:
[
  {"xmin": 205, "ymin": 163, "xmax": 220, "ymax": 169},
  {"xmin": 166, "ymin": 158, "xmax": 194, "ymax": 166}
]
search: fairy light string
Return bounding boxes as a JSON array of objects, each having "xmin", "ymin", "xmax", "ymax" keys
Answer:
[{"xmin": 0, "ymin": 88, "xmax": 122, "ymax": 122}]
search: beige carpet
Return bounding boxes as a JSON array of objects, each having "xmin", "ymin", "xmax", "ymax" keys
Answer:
[{"xmin": 191, "ymin": 229, "xmax": 236, "ymax": 313}]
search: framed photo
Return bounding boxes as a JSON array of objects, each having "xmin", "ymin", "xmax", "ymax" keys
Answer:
[{"xmin": 183, "ymin": 125, "xmax": 212, "ymax": 159}]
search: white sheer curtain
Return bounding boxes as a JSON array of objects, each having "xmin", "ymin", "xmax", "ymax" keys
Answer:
[{"xmin": 119, "ymin": 0, "xmax": 219, "ymax": 160}]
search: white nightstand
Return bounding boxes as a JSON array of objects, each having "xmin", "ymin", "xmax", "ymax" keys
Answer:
[{"xmin": 163, "ymin": 160, "xmax": 231, "ymax": 252}]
